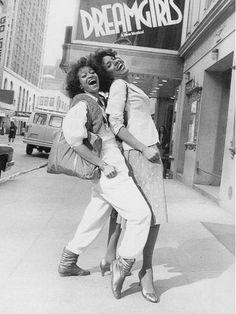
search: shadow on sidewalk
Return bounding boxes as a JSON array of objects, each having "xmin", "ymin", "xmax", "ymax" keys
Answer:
[
  {"xmin": 201, "ymin": 222, "xmax": 235, "ymax": 255},
  {"xmin": 121, "ymin": 235, "xmax": 234, "ymax": 299}
]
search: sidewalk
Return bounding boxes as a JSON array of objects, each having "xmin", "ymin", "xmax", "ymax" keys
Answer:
[{"xmin": 0, "ymin": 167, "xmax": 234, "ymax": 314}]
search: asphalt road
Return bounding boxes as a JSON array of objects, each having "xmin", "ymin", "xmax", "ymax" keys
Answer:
[{"xmin": 0, "ymin": 134, "xmax": 48, "ymax": 181}]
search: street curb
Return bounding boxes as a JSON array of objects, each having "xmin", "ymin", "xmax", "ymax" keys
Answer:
[{"xmin": 0, "ymin": 163, "xmax": 48, "ymax": 184}]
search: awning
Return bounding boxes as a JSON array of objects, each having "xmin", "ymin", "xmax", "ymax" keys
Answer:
[
  {"xmin": 0, "ymin": 107, "xmax": 15, "ymax": 117},
  {"xmin": 12, "ymin": 116, "xmax": 29, "ymax": 122}
]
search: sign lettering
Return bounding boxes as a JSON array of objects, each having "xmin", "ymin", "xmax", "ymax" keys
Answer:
[
  {"xmin": 80, "ymin": 0, "xmax": 183, "ymax": 39},
  {"xmin": 76, "ymin": 0, "xmax": 185, "ymax": 50}
]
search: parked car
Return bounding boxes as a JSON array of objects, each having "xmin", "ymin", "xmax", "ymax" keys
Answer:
[
  {"xmin": 23, "ymin": 110, "xmax": 65, "ymax": 155},
  {"xmin": 0, "ymin": 144, "xmax": 14, "ymax": 177}
]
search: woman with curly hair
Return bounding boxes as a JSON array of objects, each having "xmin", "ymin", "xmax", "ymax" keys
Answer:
[
  {"xmin": 92, "ymin": 48, "xmax": 168, "ymax": 303},
  {"xmin": 57, "ymin": 56, "xmax": 152, "ymax": 300}
]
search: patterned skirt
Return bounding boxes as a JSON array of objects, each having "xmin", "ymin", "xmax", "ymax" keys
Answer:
[{"xmin": 123, "ymin": 145, "xmax": 168, "ymax": 225}]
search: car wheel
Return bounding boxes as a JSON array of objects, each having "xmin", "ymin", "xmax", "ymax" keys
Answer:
[{"xmin": 26, "ymin": 144, "xmax": 34, "ymax": 155}]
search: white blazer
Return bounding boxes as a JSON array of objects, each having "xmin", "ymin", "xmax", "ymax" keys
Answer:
[{"xmin": 106, "ymin": 79, "xmax": 159, "ymax": 151}]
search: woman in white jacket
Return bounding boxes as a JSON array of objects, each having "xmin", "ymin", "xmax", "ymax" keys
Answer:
[
  {"xmin": 93, "ymin": 49, "xmax": 168, "ymax": 303},
  {"xmin": 58, "ymin": 56, "xmax": 151, "ymax": 300}
]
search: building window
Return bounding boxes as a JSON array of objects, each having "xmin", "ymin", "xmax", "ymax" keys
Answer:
[
  {"xmin": 49, "ymin": 98, "xmax": 54, "ymax": 107},
  {"xmin": 22, "ymin": 88, "xmax": 25, "ymax": 111},
  {"xmin": 3, "ymin": 78, "xmax": 8, "ymax": 90},
  {"xmin": 18, "ymin": 86, "xmax": 22, "ymax": 111},
  {"xmin": 39, "ymin": 97, "xmax": 44, "ymax": 107},
  {"xmin": 26, "ymin": 90, "xmax": 29, "ymax": 109},
  {"xmin": 43, "ymin": 97, "xmax": 49, "ymax": 107},
  {"xmin": 33, "ymin": 94, "xmax": 36, "ymax": 110}
]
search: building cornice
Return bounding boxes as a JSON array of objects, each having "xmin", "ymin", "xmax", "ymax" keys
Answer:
[{"xmin": 179, "ymin": 0, "xmax": 235, "ymax": 57}]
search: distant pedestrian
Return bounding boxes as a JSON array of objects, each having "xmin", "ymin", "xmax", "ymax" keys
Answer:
[
  {"xmin": 0, "ymin": 122, "xmax": 5, "ymax": 135},
  {"xmin": 158, "ymin": 125, "xmax": 170, "ymax": 178},
  {"xmin": 8, "ymin": 121, "xmax": 17, "ymax": 143}
]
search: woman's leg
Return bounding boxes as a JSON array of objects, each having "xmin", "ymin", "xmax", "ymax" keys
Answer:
[
  {"xmin": 104, "ymin": 212, "xmax": 121, "ymax": 263},
  {"xmin": 100, "ymin": 213, "xmax": 121, "ymax": 276},
  {"xmin": 139, "ymin": 224, "xmax": 160, "ymax": 302},
  {"xmin": 66, "ymin": 190, "xmax": 112, "ymax": 255},
  {"xmin": 99, "ymin": 174, "xmax": 151, "ymax": 299},
  {"xmin": 58, "ymin": 188, "xmax": 112, "ymax": 276}
]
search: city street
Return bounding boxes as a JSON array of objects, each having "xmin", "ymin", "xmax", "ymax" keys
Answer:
[
  {"xmin": 0, "ymin": 136, "xmax": 234, "ymax": 314},
  {"xmin": 0, "ymin": 134, "xmax": 48, "ymax": 181}
]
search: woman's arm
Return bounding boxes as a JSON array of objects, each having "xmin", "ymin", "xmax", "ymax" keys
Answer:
[
  {"xmin": 63, "ymin": 100, "xmax": 117, "ymax": 178},
  {"xmin": 73, "ymin": 143, "xmax": 117, "ymax": 178},
  {"xmin": 117, "ymin": 127, "xmax": 160, "ymax": 163},
  {"xmin": 107, "ymin": 80, "xmax": 160, "ymax": 163}
]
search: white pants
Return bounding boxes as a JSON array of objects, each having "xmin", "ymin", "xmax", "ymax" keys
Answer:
[{"xmin": 66, "ymin": 139, "xmax": 151, "ymax": 259}]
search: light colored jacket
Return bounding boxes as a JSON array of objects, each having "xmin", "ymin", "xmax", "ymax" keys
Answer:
[
  {"xmin": 63, "ymin": 93, "xmax": 114, "ymax": 148},
  {"xmin": 106, "ymin": 79, "xmax": 159, "ymax": 150}
]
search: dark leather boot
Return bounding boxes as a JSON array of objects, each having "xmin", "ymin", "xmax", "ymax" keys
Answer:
[
  {"xmin": 111, "ymin": 256, "xmax": 135, "ymax": 299},
  {"xmin": 58, "ymin": 248, "xmax": 90, "ymax": 277}
]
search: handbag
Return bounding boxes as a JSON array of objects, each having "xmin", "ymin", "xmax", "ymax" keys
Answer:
[
  {"xmin": 47, "ymin": 94, "xmax": 104, "ymax": 180},
  {"xmin": 47, "ymin": 130, "xmax": 102, "ymax": 180}
]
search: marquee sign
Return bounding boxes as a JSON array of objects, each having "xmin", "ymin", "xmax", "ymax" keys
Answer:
[{"xmin": 75, "ymin": 0, "xmax": 185, "ymax": 50}]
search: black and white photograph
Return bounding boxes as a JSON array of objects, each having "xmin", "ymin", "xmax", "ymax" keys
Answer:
[{"xmin": 0, "ymin": 0, "xmax": 235, "ymax": 313}]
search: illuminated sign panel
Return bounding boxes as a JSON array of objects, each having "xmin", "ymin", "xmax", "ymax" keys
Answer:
[{"xmin": 75, "ymin": 0, "xmax": 185, "ymax": 50}]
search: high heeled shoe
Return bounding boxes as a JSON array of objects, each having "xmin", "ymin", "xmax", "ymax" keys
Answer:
[
  {"xmin": 100, "ymin": 259, "xmax": 132, "ymax": 277},
  {"xmin": 138, "ymin": 270, "xmax": 159, "ymax": 303},
  {"xmin": 111, "ymin": 256, "xmax": 135, "ymax": 299},
  {"xmin": 100, "ymin": 259, "xmax": 111, "ymax": 276}
]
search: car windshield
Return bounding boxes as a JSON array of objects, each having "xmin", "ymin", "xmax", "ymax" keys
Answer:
[
  {"xmin": 33, "ymin": 113, "xmax": 47, "ymax": 125},
  {"xmin": 49, "ymin": 116, "xmax": 63, "ymax": 128}
]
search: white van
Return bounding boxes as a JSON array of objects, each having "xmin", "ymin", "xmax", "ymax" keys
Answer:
[{"xmin": 23, "ymin": 110, "xmax": 65, "ymax": 155}]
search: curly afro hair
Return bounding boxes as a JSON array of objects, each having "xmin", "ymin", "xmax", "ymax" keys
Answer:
[
  {"xmin": 90, "ymin": 48, "xmax": 118, "ymax": 93},
  {"xmin": 66, "ymin": 57, "xmax": 95, "ymax": 99}
]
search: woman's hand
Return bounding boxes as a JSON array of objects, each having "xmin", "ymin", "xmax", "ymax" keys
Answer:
[
  {"xmin": 142, "ymin": 146, "xmax": 160, "ymax": 163},
  {"xmin": 100, "ymin": 162, "xmax": 117, "ymax": 178}
]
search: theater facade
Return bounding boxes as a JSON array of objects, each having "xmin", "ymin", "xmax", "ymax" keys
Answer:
[{"xmin": 60, "ymin": 0, "xmax": 235, "ymax": 212}]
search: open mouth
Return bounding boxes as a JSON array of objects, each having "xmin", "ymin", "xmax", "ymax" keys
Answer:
[
  {"xmin": 87, "ymin": 77, "xmax": 97, "ymax": 87},
  {"xmin": 115, "ymin": 60, "xmax": 124, "ymax": 71}
]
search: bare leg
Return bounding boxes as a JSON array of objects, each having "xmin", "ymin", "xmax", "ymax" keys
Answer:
[
  {"xmin": 139, "ymin": 224, "xmax": 160, "ymax": 301},
  {"xmin": 100, "ymin": 211, "xmax": 121, "ymax": 276},
  {"xmin": 105, "ymin": 212, "xmax": 121, "ymax": 263}
]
